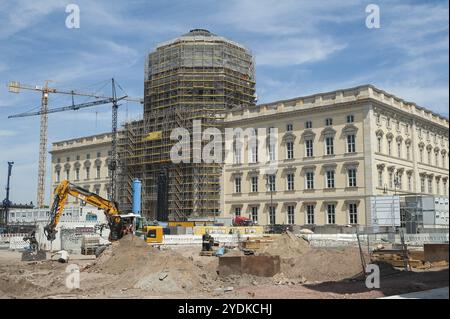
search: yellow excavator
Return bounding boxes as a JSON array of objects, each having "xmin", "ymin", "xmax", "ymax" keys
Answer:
[{"xmin": 44, "ymin": 180, "xmax": 136, "ymax": 242}]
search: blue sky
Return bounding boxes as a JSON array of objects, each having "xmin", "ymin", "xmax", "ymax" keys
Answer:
[{"xmin": 0, "ymin": 0, "xmax": 448, "ymax": 204}]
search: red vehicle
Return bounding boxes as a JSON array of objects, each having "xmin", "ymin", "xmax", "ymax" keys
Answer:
[{"xmin": 233, "ymin": 216, "xmax": 255, "ymax": 226}]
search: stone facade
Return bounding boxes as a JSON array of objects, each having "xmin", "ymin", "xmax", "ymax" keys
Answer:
[
  {"xmin": 49, "ymin": 133, "xmax": 112, "ymax": 206},
  {"xmin": 221, "ymin": 85, "xmax": 449, "ymax": 226}
]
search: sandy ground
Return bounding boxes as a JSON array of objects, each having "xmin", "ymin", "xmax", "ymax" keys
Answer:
[{"xmin": 0, "ymin": 234, "xmax": 448, "ymax": 299}]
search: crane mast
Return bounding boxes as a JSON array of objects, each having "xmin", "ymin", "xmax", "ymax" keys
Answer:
[{"xmin": 37, "ymin": 83, "xmax": 49, "ymax": 208}]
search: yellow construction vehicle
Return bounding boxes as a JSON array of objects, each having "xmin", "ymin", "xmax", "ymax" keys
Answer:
[
  {"xmin": 44, "ymin": 180, "xmax": 139, "ymax": 242},
  {"xmin": 143, "ymin": 225, "xmax": 164, "ymax": 244}
]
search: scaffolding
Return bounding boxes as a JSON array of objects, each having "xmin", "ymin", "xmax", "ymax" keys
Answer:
[{"xmin": 118, "ymin": 29, "xmax": 256, "ymax": 220}]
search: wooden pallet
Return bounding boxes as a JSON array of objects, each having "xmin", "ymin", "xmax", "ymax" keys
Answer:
[{"xmin": 372, "ymin": 249, "xmax": 448, "ymax": 269}]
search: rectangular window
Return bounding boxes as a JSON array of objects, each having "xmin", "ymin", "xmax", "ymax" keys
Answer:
[
  {"xmin": 66, "ymin": 157, "xmax": 70, "ymax": 162},
  {"xmin": 251, "ymin": 207, "xmax": 258, "ymax": 223},
  {"xmin": 397, "ymin": 174, "xmax": 403, "ymax": 189},
  {"xmin": 286, "ymin": 123, "xmax": 293, "ymax": 132},
  {"xmin": 408, "ymin": 175, "xmax": 412, "ymax": 191},
  {"xmin": 268, "ymin": 175, "xmax": 276, "ymax": 192},
  {"xmin": 305, "ymin": 121, "xmax": 312, "ymax": 129},
  {"xmin": 287, "ymin": 173, "xmax": 295, "ymax": 191},
  {"xmin": 251, "ymin": 176, "xmax": 258, "ymax": 193},
  {"xmin": 389, "ymin": 172, "xmax": 393, "ymax": 189},
  {"xmin": 325, "ymin": 118, "xmax": 333, "ymax": 126},
  {"xmin": 97, "ymin": 152, "xmax": 101, "ymax": 158},
  {"xmin": 306, "ymin": 171, "xmax": 314, "ymax": 189},
  {"xmin": 86, "ymin": 154, "xmax": 90, "ymax": 160},
  {"xmin": 269, "ymin": 206, "xmax": 276, "ymax": 225},
  {"xmin": 347, "ymin": 134, "xmax": 356, "ymax": 153},
  {"xmin": 348, "ymin": 168, "xmax": 357, "ymax": 187},
  {"xmin": 305, "ymin": 139, "xmax": 313, "ymax": 157},
  {"xmin": 286, "ymin": 141, "xmax": 294, "ymax": 159},
  {"xmin": 234, "ymin": 207, "xmax": 241, "ymax": 217},
  {"xmin": 96, "ymin": 166, "xmax": 101, "ymax": 179},
  {"xmin": 346, "ymin": 115, "xmax": 354, "ymax": 123},
  {"xmin": 378, "ymin": 171, "xmax": 383, "ymax": 188},
  {"xmin": 349, "ymin": 203, "xmax": 358, "ymax": 224},
  {"xmin": 235, "ymin": 177, "xmax": 241, "ymax": 193},
  {"xmin": 326, "ymin": 170, "xmax": 335, "ymax": 188},
  {"xmin": 268, "ymin": 143, "xmax": 276, "ymax": 161},
  {"xmin": 287, "ymin": 205, "xmax": 295, "ymax": 224},
  {"xmin": 57, "ymin": 158, "xmax": 61, "ymax": 163},
  {"xmin": 325, "ymin": 137, "xmax": 334, "ymax": 155},
  {"xmin": 250, "ymin": 145, "xmax": 258, "ymax": 163},
  {"xmin": 327, "ymin": 204, "xmax": 336, "ymax": 224},
  {"xmin": 95, "ymin": 188, "xmax": 100, "ymax": 195},
  {"xmin": 76, "ymin": 168, "xmax": 80, "ymax": 180},
  {"xmin": 421, "ymin": 177, "xmax": 425, "ymax": 193},
  {"xmin": 428, "ymin": 178, "xmax": 433, "ymax": 193},
  {"xmin": 306, "ymin": 205, "xmax": 315, "ymax": 224},
  {"xmin": 436, "ymin": 180, "xmax": 440, "ymax": 195},
  {"xmin": 86, "ymin": 167, "xmax": 90, "ymax": 180},
  {"xmin": 234, "ymin": 148, "xmax": 241, "ymax": 164}
]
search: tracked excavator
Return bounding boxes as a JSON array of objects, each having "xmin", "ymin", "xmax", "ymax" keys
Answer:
[{"xmin": 43, "ymin": 180, "xmax": 136, "ymax": 242}]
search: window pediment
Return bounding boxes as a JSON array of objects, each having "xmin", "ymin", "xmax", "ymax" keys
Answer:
[
  {"xmin": 342, "ymin": 124, "xmax": 358, "ymax": 135},
  {"xmin": 321, "ymin": 127, "xmax": 336, "ymax": 136},
  {"xmin": 301, "ymin": 129, "xmax": 315, "ymax": 139}
]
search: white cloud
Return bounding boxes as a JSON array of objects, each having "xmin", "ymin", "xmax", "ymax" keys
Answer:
[
  {"xmin": 214, "ymin": 0, "xmax": 361, "ymax": 36},
  {"xmin": 255, "ymin": 38, "xmax": 347, "ymax": 66},
  {"xmin": 0, "ymin": 130, "xmax": 17, "ymax": 137},
  {"xmin": 0, "ymin": 0, "xmax": 65, "ymax": 39}
]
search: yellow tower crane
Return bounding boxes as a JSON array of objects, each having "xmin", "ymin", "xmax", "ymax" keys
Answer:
[{"xmin": 7, "ymin": 80, "xmax": 142, "ymax": 208}]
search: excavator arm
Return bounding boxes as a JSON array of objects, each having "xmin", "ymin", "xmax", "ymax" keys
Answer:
[{"xmin": 44, "ymin": 180, "xmax": 123, "ymax": 241}]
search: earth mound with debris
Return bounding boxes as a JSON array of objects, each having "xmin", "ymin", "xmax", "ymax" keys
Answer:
[
  {"xmin": 262, "ymin": 231, "xmax": 311, "ymax": 258},
  {"xmin": 260, "ymin": 232, "xmax": 365, "ymax": 282},
  {"xmin": 89, "ymin": 235, "xmax": 216, "ymax": 294}
]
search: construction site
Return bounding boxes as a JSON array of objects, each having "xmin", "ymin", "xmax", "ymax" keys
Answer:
[{"xmin": 0, "ymin": 29, "xmax": 449, "ymax": 300}]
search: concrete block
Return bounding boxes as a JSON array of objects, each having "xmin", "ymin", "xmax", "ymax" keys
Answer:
[{"xmin": 218, "ymin": 255, "xmax": 281, "ymax": 277}]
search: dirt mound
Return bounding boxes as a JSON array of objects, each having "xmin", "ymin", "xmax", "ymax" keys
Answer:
[
  {"xmin": 0, "ymin": 274, "xmax": 47, "ymax": 297},
  {"xmin": 262, "ymin": 231, "xmax": 310, "ymax": 258},
  {"xmin": 281, "ymin": 247, "xmax": 366, "ymax": 282},
  {"xmin": 89, "ymin": 235, "xmax": 216, "ymax": 294}
]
